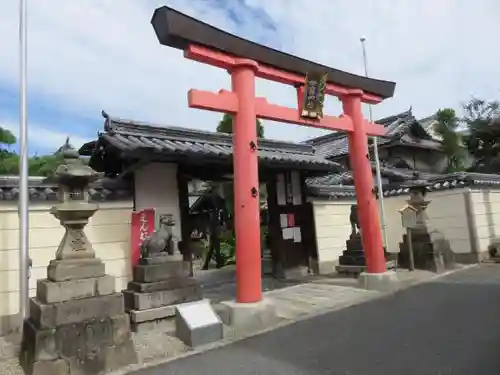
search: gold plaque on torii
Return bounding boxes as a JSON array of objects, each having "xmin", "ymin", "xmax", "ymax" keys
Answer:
[{"xmin": 301, "ymin": 72, "xmax": 327, "ymax": 119}]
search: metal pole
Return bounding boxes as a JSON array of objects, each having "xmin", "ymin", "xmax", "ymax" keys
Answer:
[
  {"xmin": 406, "ymin": 228, "xmax": 415, "ymax": 271},
  {"xmin": 360, "ymin": 36, "xmax": 388, "ymax": 250},
  {"xmin": 19, "ymin": 0, "xmax": 30, "ymax": 322}
]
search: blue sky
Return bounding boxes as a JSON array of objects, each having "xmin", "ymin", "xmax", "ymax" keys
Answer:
[{"xmin": 0, "ymin": 0, "xmax": 499, "ymax": 155}]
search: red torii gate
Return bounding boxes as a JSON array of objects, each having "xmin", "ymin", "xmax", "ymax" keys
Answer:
[{"xmin": 152, "ymin": 7, "xmax": 396, "ymax": 304}]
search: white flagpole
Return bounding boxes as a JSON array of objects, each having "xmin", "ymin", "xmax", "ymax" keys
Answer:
[
  {"xmin": 19, "ymin": 0, "xmax": 30, "ymax": 322},
  {"xmin": 360, "ymin": 36, "xmax": 388, "ymax": 249}
]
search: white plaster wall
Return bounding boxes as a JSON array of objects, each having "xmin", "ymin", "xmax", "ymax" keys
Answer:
[
  {"xmin": 312, "ymin": 200, "xmax": 354, "ymax": 269},
  {"xmin": 0, "ymin": 201, "xmax": 133, "ymax": 317},
  {"xmin": 312, "ymin": 189, "xmax": 471, "ymax": 272},
  {"xmin": 470, "ymin": 190, "xmax": 500, "ymax": 252},
  {"xmin": 134, "ymin": 162, "xmax": 182, "ymax": 240},
  {"xmin": 382, "ymin": 189, "xmax": 470, "ymax": 255}
]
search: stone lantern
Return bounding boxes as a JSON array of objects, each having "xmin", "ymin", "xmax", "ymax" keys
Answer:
[
  {"xmin": 20, "ymin": 147, "xmax": 137, "ymax": 375},
  {"xmin": 49, "ymin": 147, "xmax": 101, "ymax": 262},
  {"xmin": 404, "ymin": 175, "xmax": 431, "ymax": 230},
  {"xmin": 397, "ymin": 173, "xmax": 454, "ymax": 272}
]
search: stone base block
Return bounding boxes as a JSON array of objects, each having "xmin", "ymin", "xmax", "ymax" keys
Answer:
[
  {"xmin": 131, "ymin": 316, "xmax": 176, "ymax": 333},
  {"xmin": 30, "ymin": 293, "xmax": 124, "ymax": 329},
  {"xmin": 20, "ymin": 314, "xmax": 137, "ymax": 375},
  {"xmin": 124, "ymin": 284, "xmax": 202, "ymax": 311},
  {"xmin": 129, "ymin": 305, "xmax": 176, "ymax": 323},
  {"xmin": 26, "ymin": 359, "xmax": 69, "ymax": 375},
  {"xmin": 175, "ymin": 300, "xmax": 223, "ymax": 347},
  {"xmin": 127, "ymin": 277, "xmax": 198, "ymax": 294},
  {"xmin": 133, "ymin": 261, "xmax": 191, "ymax": 283},
  {"xmin": 36, "ymin": 275, "xmax": 115, "ymax": 304},
  {"xmin": 140, "ymin": 254, "xmax": 183, "ymax": 264},
  {"xmin": 47, "ymin": 258, "xmax": 105, "ymax": 282},
  {"xmin": 358, "ymin": 271, "xmax": 399, "ymax": 292},
  {"xmin": 217, "ymin": 298, "xmax": 279, "ymax": 330}
]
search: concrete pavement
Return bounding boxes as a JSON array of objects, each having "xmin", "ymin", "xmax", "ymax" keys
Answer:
[{"xmin": 130, "ymin": 264, "xmax": 500, "ymax": 375}]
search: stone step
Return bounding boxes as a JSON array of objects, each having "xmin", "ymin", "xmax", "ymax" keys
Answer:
[
  {"xmin": 133, "ymin": 261, "xmax": 191, "ymax": 283},
  {"xmin": 336, "ymin": 264, "xmax": 366, "ymax": 275},
  {"xmin": 127, "ymin": 277, "xmax": 198, "ymax": 293},
  {"xmin": 20, "ymin": 313, "xmax": 136, "ymax": 374},
  {"xmin": 124, "ymin": 285, "xmax": 202, "ymax": 311},
  {"xmin": 37, "ymin": 275, "xmax": 115, "ymax": 304},
  {"xmin": 129, "ymin": 304, "xmax": 176, "ymax": 323},
  {"xmin": 342, "ymin": 249, "xmax": 365, "ymax": 256},
  {"xmin": 30, "ymin": 293, "xmax": 124, "ymax": 329},
  {"xmin": 336, "ymin": 260, "xmax": 396, "ymax": 276},
  {"xmin": 339, "ymin": 256, "xmax": 366, "ymax": 266}
]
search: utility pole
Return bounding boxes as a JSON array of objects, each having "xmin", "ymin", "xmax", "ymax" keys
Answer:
[
  {"xmin": 360, "ymin": 36, "xmax": 388, "ymax": 249},
  {"xmin": 18, "ymin": 0, "xmax": 30, "ymax": 323}
]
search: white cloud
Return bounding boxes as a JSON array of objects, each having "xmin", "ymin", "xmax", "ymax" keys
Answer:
[{"xmin": 0, "ymin": 0, "xmax": 499, "ymax": 144}]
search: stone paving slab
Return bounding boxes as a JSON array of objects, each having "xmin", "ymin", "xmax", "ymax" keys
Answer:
[{"xmin": 266, "ymin": 284, "xmax": 380, "ymax": 320}]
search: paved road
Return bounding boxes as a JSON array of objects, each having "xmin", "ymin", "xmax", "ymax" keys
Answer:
[{"xmin": 132, "ymin": 265, "xmax": 500, "ymax": 375}]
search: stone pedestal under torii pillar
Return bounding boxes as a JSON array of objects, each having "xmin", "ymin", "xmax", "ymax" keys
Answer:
[
  {"xmin": 19, "ymin": 147, "xmax": 137, "ymax": 375},
  {"xmin": 336, "ymin": 205, "xmax": 395, "ymax": 276}
]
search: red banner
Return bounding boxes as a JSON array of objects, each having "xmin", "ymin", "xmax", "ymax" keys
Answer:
[{"xmin": 130, "ymin": 208, "xmax": 155, "ymax": 268}]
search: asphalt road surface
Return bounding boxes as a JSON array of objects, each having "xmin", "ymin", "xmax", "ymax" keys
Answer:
[{"xmin": 132, "ymin": 265, "xmax": 500, "ymax": 375}]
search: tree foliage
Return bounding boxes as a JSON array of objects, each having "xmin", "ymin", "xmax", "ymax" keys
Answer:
[
  {"xmin": 0, "ymin": 127, "xmax": 16, "ymax": 148},
  {"xmin": 0, "ymin": 126, "xmax": 18, "ymax": 174},
  {"xmin": 216, "ymin": 113, "xmax": 265, "ymax": 138},
  {"xmin": 433, "ymin": 108, "xmax": 467, "ymax": 172},
  {"xmin": 0, "ymin": 126, "xmax": 67, "ymax": 176},
  {"xmin": 461, "ymin": 98, "xmax": 500, "ymax": 172}
]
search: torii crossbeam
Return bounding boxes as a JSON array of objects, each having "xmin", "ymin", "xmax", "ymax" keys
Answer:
[{"xmin": 151, "ymin": 6, "xmax": 397, "ymax": 304}]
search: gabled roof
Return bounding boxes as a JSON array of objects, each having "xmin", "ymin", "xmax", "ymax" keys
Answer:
[
  {"xmin": 79, "ymin": 112, "xmax": 343, "ymax": 174},
  {"xmin": 304, "ymin": 108, "xmax": 442, "ymax": 159}
]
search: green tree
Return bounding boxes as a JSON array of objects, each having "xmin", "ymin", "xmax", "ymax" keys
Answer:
[
  {"xmin": 0, "ymin": 126, "xmax": 18, "ymax": 174},
  {"xmin": 0, "ymin": 129, "xmax": 69, "ymax": 176},
  {"xmin": 28, "ymin": 154, "xmax": 65, "ymax": 176},
  {"xmin": 0, "ymin": 126, "xmax": 16, "ymax": 149},
  {"xmin": 216, "ymin": 113, "xmax": 265, "ymax": 138},
  {"xmin": 461, "ymin": 98, "xmax": 500, "ymax": 172},
  {"xmin": 433, "ymin": 108, "xmax": 467, "ymax": 172}
]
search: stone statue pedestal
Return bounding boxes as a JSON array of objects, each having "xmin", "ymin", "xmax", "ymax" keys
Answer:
[
  {"xmin": 336, "ymin": 233, "xmax": 393, "ymax": 276},
  {"xmin": 124, "ymin": 256, "xmax": 202, "ymax": 333},
  {"xmin": 20, "ymin": 258, "xmax": 137, "ymax": 375},
  {"xmin": 20, "ymin": 146, "xmax": 137, "ymax": 375}
]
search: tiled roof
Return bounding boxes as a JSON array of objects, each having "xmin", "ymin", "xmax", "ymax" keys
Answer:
[
  {"xmin": 304, "ymin": 108, "xmax": 441, "ymax": 158},
  {"xmin": 306, "ymin": 163, "xmax": 436, "ymax": 187},
  {"xmin": 80, "ymin": 112, "xmax": 343, "ymax": 173},
  {"xmin": 0, "ymin": 176, "xmax": 133, "ymax": 203},
  {"xmin": 307, "ymin": 169, "xmax": 500, "ymax": 199}
]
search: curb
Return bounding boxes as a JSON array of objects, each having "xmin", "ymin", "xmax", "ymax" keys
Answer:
[{"xmin": 111, "ymin": 263, "xmax": 479, "ymax": 374}]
